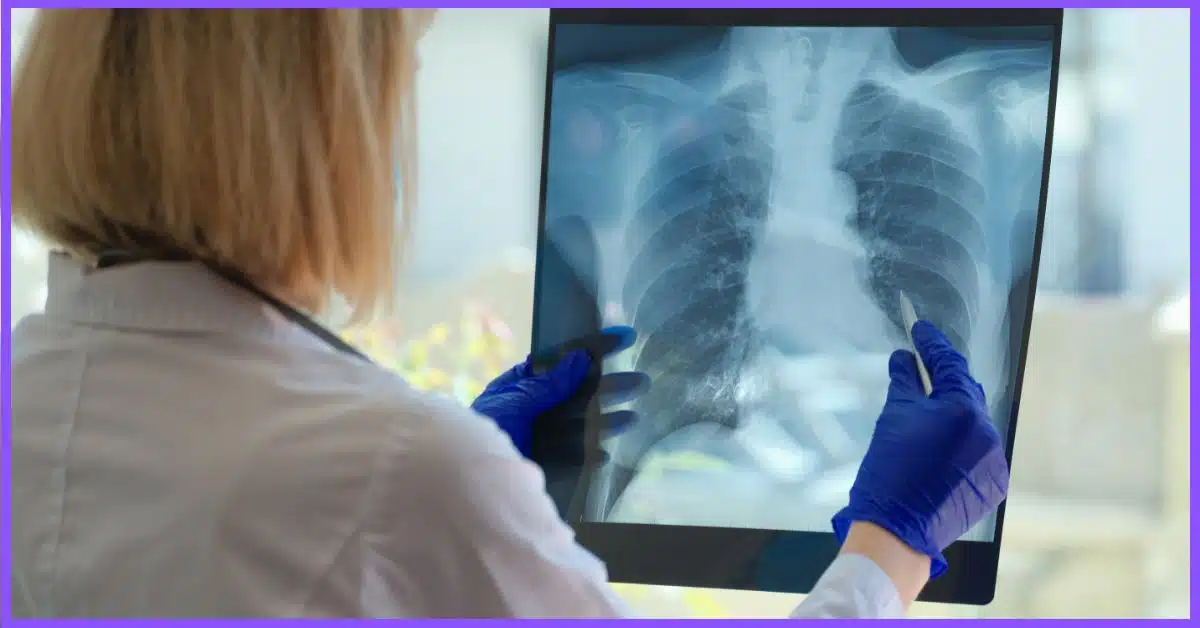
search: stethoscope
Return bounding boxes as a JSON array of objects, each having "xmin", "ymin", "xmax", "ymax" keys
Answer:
[{"xmin": 93, "ymin": 247, "xmax": 375, "ymax": 364}]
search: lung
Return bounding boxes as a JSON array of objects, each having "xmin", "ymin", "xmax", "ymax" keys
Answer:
[
  {"xmin": 832, "ymin": 79, "xmax": 988, "ymax": 356},
  {"xmin": 603, "ymin": 79, "xmax": 774, "ymax": 517}
]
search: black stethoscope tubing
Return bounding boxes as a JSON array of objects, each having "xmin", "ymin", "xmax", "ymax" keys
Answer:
[{"xmin": 93, "ymin": 248, "xmax": 374, "ymax": 363}]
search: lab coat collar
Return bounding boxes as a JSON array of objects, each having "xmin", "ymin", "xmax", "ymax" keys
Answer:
[{"xmin": 44, "ymin": 252, "xmax": 289, "ymax": 338}]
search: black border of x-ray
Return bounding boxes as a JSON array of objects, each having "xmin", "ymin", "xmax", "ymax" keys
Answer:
[{"xmin": 530, "ymin": 8, "xmax": 1063, "ymax": 607}]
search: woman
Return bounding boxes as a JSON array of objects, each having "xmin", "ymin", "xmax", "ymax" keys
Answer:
[{"xmin": 10, "ymin": 9, "xmax": 1009, "ymax": 618}]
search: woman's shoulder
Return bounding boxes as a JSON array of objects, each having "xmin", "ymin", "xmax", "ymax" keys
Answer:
[
  {"xmin": 299, "ymin": 351, "xmax": 524, "ymax": 479},
  {"xmin": 357, "ymin": 367, "xmax": 523, "ymax": 473},
  {"xmin": 318, "ymin": 358, "xmax": 549, "ymax": 544}
]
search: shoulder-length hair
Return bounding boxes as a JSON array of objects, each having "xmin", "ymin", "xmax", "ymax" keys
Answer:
[{"xmin": 12, "ymin": 9, "xmax": 431, "ymax": 320}]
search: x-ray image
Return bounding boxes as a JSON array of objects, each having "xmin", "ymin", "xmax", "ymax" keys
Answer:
[{"xmin": 535, "ymin": 22, "xmax": 1055, "ymax": 542}]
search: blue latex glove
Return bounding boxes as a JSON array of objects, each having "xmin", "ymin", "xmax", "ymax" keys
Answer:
[
  {"xmin": 471, "ymin": 326, "xmax": 646, "ymax": 462},
  {"xmin": 831, "ymin": 320, "xmax": 1010, "ymax": 579}
]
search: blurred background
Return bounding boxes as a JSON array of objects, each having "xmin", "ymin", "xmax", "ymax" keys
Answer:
[{"xmin": 6, "ymin": 8, "xmax": 1190, "ymax": 618}]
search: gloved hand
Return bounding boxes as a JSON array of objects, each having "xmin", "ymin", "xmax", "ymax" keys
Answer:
[
  {"xmin": 831, "ymin": 320, "xmax": 1009, "ymax": 579},
  {"xmin": 471, "ymin": 325, "xmax": 646, "ymax": 464}
]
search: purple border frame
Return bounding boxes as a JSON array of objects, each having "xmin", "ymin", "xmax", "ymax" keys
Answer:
[{"xmin": 2, "ymin": 1, "xmax": 1194, "ymax": 622}]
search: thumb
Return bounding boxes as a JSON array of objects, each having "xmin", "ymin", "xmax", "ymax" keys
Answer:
[
  {"xmin": 525, "ymin": 349, "xmax": 593, "ymax": 412},
  {"xmin": 886, "ymin": 349, "xmax": 922, "ymax": 399}
]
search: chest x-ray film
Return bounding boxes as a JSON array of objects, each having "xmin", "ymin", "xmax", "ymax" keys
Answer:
[{"xmin": 532, "ymin": 9, "xmax": 1060, "ymax": 603}]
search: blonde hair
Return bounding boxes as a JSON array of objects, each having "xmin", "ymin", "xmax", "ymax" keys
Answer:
[{"xmin": 11, "ymin": 9, "xmax": 432, "ymax": 319}]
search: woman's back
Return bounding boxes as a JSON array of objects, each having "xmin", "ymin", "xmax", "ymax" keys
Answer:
[
  {"xmin": 11, "ymin": 256, "xmax": 413, "ymax": 616},
  {"xmin": 12, "ymin": 256, "xmax": 626, "ymax": 618}
]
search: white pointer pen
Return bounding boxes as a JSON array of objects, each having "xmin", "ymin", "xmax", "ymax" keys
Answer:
[{"xmin": 898, "ymin": 291, "xmax": 934, "ymax": 396}]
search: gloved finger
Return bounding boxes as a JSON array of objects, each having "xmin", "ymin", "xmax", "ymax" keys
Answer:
[
  {"xmin": 534, "ymin": 409, "xmax": 638, "ymax": 440},
  {"xmin": 972, "ymin": 380, "xmax": 988, "ymax": 406},
  {"xmin": 530, "ymin": 368, "xmax": 646, "ymax": 418},
  {"xmin": 522, "ymin": 350, "xmax": 593, "ymax": 413},
  {"xmin": 536, "ymin": 436, "xmax": 585, "ymax": 465},
  {"xmin": 911, "ymin": 320, "xmax": 973, "ymax": 394},
  {"xmin": 599, "ymin": 409, "xmax": 637, "ymax": 437},
  {"xmin": 531, "ymin": 326, "xmax": 638, "ymax": 374},
  {"xmin": 535, "ymin": 436, "xmax": 611, "ymax": 467},
  {"xmin": 886, "ymin": 349, "xmax": 923, "ymax": 398},
  {"xmin": 598, "ymin": 325, "xmax": 637, "ymax": 356},
  {"xmin": 482, "ymin": 357, "xmax": 534, "ymax": 393},
  {"xmin": 547, "ymin": 374, "xmax": 648, "ymax": 420},
  {"xmin": 597, "ymin": 371, "xmax": 650, "ymax": 406}
]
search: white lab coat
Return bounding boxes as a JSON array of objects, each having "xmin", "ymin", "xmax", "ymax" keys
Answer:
[{"xmin": 10, "ymin": 254, "xmax": 904, "ymax": 618}]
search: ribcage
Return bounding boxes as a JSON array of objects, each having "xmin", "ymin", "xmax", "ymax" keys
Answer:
[
  {"xmin": 601, "ymin": 83, "xmax": 774, "ymax": 516},
  {"xmin": 832, "ymin": 80, "xmax": 988, "ymax": 356}
]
